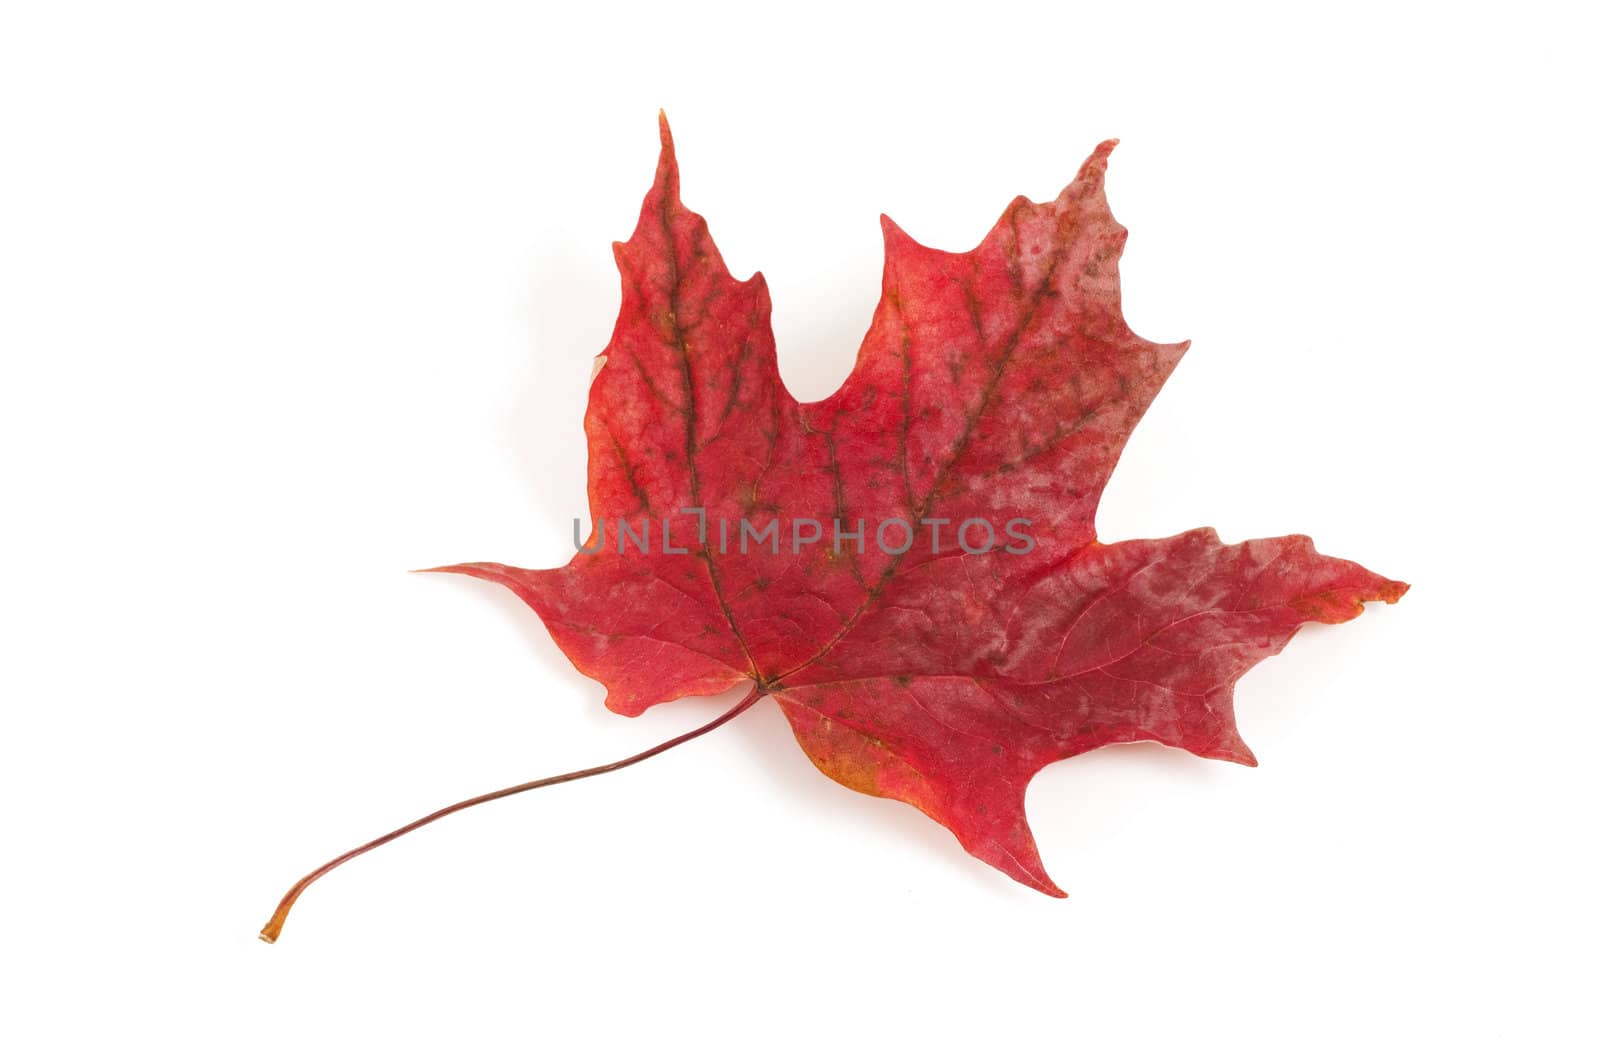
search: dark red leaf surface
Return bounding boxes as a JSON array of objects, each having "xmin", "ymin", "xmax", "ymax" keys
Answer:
[{"xmin": 436, "ymin": 116, "xmax": 1405, "ymax": 895}]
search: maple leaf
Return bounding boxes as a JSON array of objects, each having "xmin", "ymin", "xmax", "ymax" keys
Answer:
[
  {"xmin": 259, "ymin": 116, "xmax": 1407, "ymax": 942},
  {"xmin": 429, "ymin": 115, "xmax": 1407, "ymax": 897}
]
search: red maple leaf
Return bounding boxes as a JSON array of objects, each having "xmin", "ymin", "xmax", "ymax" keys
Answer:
[
  {"xmin": 435, "ymin": 115, "xmax": 1406, "ymax": 893},
  {"xmin": 262, "ymin": 116, "xmax": 1403, "ymax": 940}
]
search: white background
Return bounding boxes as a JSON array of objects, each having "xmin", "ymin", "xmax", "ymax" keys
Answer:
[{"xmin": 3, "ymin": 2, "xmax": 1596, "ymax": 1059}]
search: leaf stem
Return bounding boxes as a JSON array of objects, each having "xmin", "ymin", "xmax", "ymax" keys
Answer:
[{"xmin": 258, "ymin": 682, "xmax": 767, "ymax": 943}]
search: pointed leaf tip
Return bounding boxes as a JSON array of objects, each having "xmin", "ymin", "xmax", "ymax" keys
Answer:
[
  {"xmin": 879, "ymin": 213, "xmax": 910, "ymax": 243},
  {"xmin": 652, "ymin": 111, "xmax": 680, "ymax": 202},
  {"xmin": 1066, "ymin": 138, "xmax": 1120, "ymax": 196}
]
